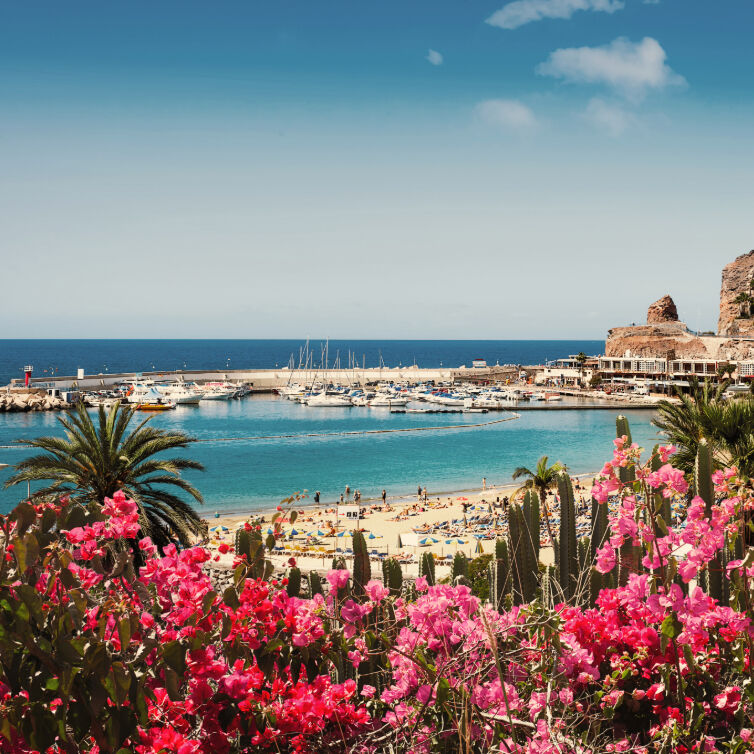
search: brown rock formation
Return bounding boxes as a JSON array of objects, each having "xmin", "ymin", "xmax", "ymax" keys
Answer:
[
  {"xmin": 647, "ymin": 295, "xmax": 678, "ymax": 324},
  {"xmin": 718, "ymin": 250, "xmax": 754, "ymax": 337},
  {"xmin": 605, "ymin": 324, "xmax": 708, "ymax": 359}
]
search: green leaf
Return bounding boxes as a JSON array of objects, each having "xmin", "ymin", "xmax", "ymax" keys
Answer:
[
  {"xmin": 660, "ymin": 613, "xmax": 682, "ymax": 640},
  {"xmin": 162, "ymin": 640, "xmax": 186, "ymax": 677},
  {"xmin": 436, "ymin": 677, "xmax": 450, "ymax": 706},
  {"xmin": 13, "ymin": 502, "xmax": 37, "ymax": 537},
  {"xmin": 117, "ymin": 617, "xmax": 131, "ymax": 651},
  {"xmin": 223, "ymin": 586, "xmax": 240, "ymax": 610},
  {"xmin": 14, "ymin": 533, "xmax": 39, "ymax": 573}
]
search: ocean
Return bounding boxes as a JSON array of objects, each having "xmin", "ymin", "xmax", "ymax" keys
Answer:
[
  {"xmin": 0, "ymin": 339, "xmax": 604, "ymax": 386},
  {"xmin": 0, "ymin": 339, "xmax": 661, "ymax": 516}
]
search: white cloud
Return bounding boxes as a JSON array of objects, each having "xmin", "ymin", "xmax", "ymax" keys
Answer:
[
  {"xmin": 486, "ymin": 0, "xmax": 624, "ymax": 30},
  {"xmin": 475, "ymin": 99, "xmax": 538, "ymax": 130},
  {"xmin": 536, "ymin": 36, "xmax": 686, "ymax": 100},
  {"xmin": 583, "ymin": 97, "xmax": 635, "ymax": 135},
  {"xmin": 426, "ymin": 49, "xmax": 443, "ymax": 66}
]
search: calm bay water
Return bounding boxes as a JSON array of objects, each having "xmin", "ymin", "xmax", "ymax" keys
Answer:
[
  {"xmin": 0, "ymin": 395, "xmax": 659, "ymax": 515},
  {"xmin": 0, "ymin": 339, "xmax": 655, "ymax": 516}
]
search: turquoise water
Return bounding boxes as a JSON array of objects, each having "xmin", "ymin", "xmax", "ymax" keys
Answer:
[{"xmin": 0, "ymin": 396, "xmax": 660, "ymax": 515}]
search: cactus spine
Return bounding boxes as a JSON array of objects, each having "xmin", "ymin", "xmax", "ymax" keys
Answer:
[
  {"xmin": 382, "ymin": 557, "xmax": 403, "ymax": 596},
  {"xmin": 556, "ymin": 472, "xmax": 579, "ymax": 603},
  {"xmin": 616, "ymin": 415, "xmax": 640, "ymax": 585},
  {"xmin": 590, "ymin": 497, "xmax": 608, "ymax": 561},
  {"xmin": 508, "ymin": 505, "xmax": 538, "ymax": 605},
  {"xmin": 419, "ymin": 551, "xmax": 436, "ymax": 586},
  {"xmin": 351, "ymin": 529, "xmax": 371, "ymax": 598}
]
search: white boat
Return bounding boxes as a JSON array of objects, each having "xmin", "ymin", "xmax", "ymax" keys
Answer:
[
  {"xmin": 199, "ymin": 382, "xmax": 235, "ymax": 400},
  {"xmin": 158, "ymin": 384, "xmax": 203, "ymax": 405},
  {"xmin": 369, "ymin": 394, "xmax": 409, "ymax": 407},
  {"xmin": 307, "ymin": 392, "xmax": 353, "ymax": 407}
]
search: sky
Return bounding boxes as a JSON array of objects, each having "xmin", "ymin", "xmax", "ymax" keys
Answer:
[{"xmin": 1, "ymin": 0, "xmax": 752, "ymax": 339}]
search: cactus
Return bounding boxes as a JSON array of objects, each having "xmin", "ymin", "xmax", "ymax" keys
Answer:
[
  {"xmin": 234, "ymin": 526, "xmax": 272, "ymax": 581},
  {"xmin": 332, "ymin": 556, "xmax": 347, "ymax": 571},
  {"xmin": 487, "ymin": 538, "xmax": 512, "ymax": 609},
  {"xmin": 419, "ymin": 551, "xmax": 436, "ymax": 586},
  {"xmin": 695, "ymin": 439, "xmax": 727, "ymax": 603},
  {"xmin": 508, "ymin": 506, "xmax": 538, "ymax": 605},
  {"xmin": 616, "ymin": 415, "xmax": 636, "ymax": 485},
  {"xmin": 523, "ymin": 489, "xmax": 541, "ymax": 562},
  {"xmin": 451, "ymin": 552, "xmax": 469, "ymax": 583},
  {"xmin": 556, "ymin": 472, "xmax": 579, "ymax": 603},
  {"xmin": 578, "ymin": 536, "xmax": 591, "ymax": 573},
  {"xmin": 351, "ymin": 529, "xmax": 371, "ymax": 598},
  {"xmin": 309, "ymin": 570, "xmax": 323, "ymax": 597},
  {"xmin": 540, "ymin": 565, "xmax": 555, "ymax": 608},
  {"xmin": 590, "ymin": 497, "xmax": 609, "ymax": 561},
  {"xmin": 382, "ymin": 557, "xmax": 403, "ymax": 596},
  {"xmin": 286, "ymin": 567, "xmax": 301, "ymax": 598}
]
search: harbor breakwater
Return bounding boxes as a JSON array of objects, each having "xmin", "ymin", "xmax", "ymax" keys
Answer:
[{"xmin": 0, "ymin": 389, "xmax": 70, "ymax": 413}]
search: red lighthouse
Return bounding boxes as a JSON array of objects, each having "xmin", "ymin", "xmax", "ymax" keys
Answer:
[{"xmin": 23, "ymin": 365, "xmax": 33, "ymax": 388}]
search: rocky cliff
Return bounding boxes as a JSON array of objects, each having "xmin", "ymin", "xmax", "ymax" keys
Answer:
[{"xmin": 718, "ymin": 250, "xmax": 754, "ymax": 337}]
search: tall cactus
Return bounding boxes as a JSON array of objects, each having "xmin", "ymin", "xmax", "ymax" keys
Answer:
[
  {"xmin": 382, "ymin": 557, "xmax": 403, "ymax": 596},
  {"xmin": 309, "ymin": 570, "xmax": 323, "ymax": 597},
  {"xmin": 540, "ymin": 565, "xmax": 556, "ymax": 608},
  {"xmin": 695, "ymin": 439, "xmax": 727, "ymax": 603},
  {"xmin": 419, "ymin": 551, "xmax": 436, "ymax": 586},
  {"xmin": 286, "ymin": 566, "xmax": 301, "ymax": 598},
  {"xmin": 508, "ymin": 505, "xmax": 538, "ymax": 605},
  {"xmin": 650, "ymin": 445, "xmax": 672, "ymax": 528},
  {"xmin": 590, "ymin": 497, "xmax": 609, "ymax": 560},
  {"xmin": 351, "ymin": 529, "xmax": 371, "ymax": 598},
  {"xmin": 615, "ymin": 415, "xmax": 635, "ymax": 483},
  {"xmin": 487, "ymin": 538, "xmax": 512, "ymax": 609},
  {"xmin": 451, "ymin": 552, "xmax": 469, "ymax": 583},
  {"xmin": 556, "ymin": 472, "xmax": 579, "ymax": 603},
  {"xmin": 523, "ymin": 489, "xmax": 541, "ymax": 562}
]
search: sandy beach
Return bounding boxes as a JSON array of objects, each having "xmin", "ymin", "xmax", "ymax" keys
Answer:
[{"xmin": 202, "ymin": 473, "xmax": 597, "ymax": 577}]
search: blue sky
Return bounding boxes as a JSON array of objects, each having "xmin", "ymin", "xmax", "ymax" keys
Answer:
[{"xmin": 1, "ymin": 0, "xmax": 752, "ymax": 339}]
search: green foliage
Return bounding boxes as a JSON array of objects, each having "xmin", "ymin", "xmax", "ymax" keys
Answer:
[
  {"xmin": 4, "ymin": 401, "xmax": 206, "ymax": 551},
  {"xmin": 523, "ymin": 489, "xmax": 540, "ymax": 562},
  {"xmin": 616, "ymin": 415, "xmax": 635, "ymax": 485},
  {"xmin": 696, "ymin": 439, "xmax": 727, "ymax": 604},
  {"xmin": 469, "ymin": 554, "xmax": 493, "ymax": 601}
]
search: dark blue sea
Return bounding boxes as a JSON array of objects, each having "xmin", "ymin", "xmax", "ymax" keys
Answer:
[{"xmin": 0, "ymin": 339, "xmax": 603, "ymax": 386}]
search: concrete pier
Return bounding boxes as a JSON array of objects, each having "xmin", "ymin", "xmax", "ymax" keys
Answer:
[{"xmin": 9, "ymin": 365, "xmax": 519, "ymax": 393}]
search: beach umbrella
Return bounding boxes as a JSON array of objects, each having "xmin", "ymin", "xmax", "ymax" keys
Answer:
[
  {"xmin": 475, "ymin": 539, "xmax": 484, "ymax": 554},
  {"xmin": 317, "ymin": 529, "xmax": 325, "ymax": 536},
  {"xmin": 221, "ymin": 526, "xmax": 229, "ymax": 532},
  {"xmin": 337, "ymin": 531, "xmax": 348, "ymax": 537},
  {"xmin": 209, "ymin": 526, "xmax": 219, "ymax": 532},
  {"xmin": 290, "ymin": 528, "xmax": 299, "ymax": 536},
  {"xmin": 368, "ymin": 533, "xmax": 377, "ymax": 539},
  {"xmin": 396, "ymin": 534, "xmax": 402, "ymax": 548}
]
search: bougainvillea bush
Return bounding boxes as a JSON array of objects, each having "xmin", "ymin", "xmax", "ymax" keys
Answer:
[{"xmin": 2, "ymin": 440, "xmax": 754, "ymax": 752}]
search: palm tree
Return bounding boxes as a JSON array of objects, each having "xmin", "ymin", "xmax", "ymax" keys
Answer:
[
  {"xmin": 575, "ymin": 352, "xmax": 587, "ymax": 387},
  {"xmin": 512, "ymin": 455, "xmax": 565, "ymax": 546},
  {"xmin": 653, "ymin": 376, "xmax": 754, "ymax": 476},
  {"xmin": 5, "ymin": 401, "xmax": 206, "ymax": 550}
]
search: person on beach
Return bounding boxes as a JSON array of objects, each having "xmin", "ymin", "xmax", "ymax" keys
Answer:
[
  {"xmin": 382, "ymin": 489, "xmax": 387, "ymax": 505},
  {"xmin": 345, "ymin": 485, "xmax": 350, "ymax": 500},
  {"xmin": 417, "ymin": 485, "xmax": 422, "ymax": 499},
  {"xmin": 482, "ymin": 477, "xmax": 487, "ymax": 490},
  {"xmin": 314, "ymin": 491, "xmax": 320, "ymax": 504},
  {"xmin": 340, "ymin": 493, "xmax": 344, "ymax": 503},
  {"xmin": 422, "ymin": 486, "xmax": 427, "ymax": 501}
]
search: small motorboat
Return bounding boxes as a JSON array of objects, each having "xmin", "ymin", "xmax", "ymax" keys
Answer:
[{"xmin": 135, "ymin": 401, "xmax": 176, "ymax": 411}]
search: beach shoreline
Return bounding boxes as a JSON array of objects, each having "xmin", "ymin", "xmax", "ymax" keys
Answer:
[{"xmin": 204, "ymin": 472, "xmax": 599, "ymax": 577}]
